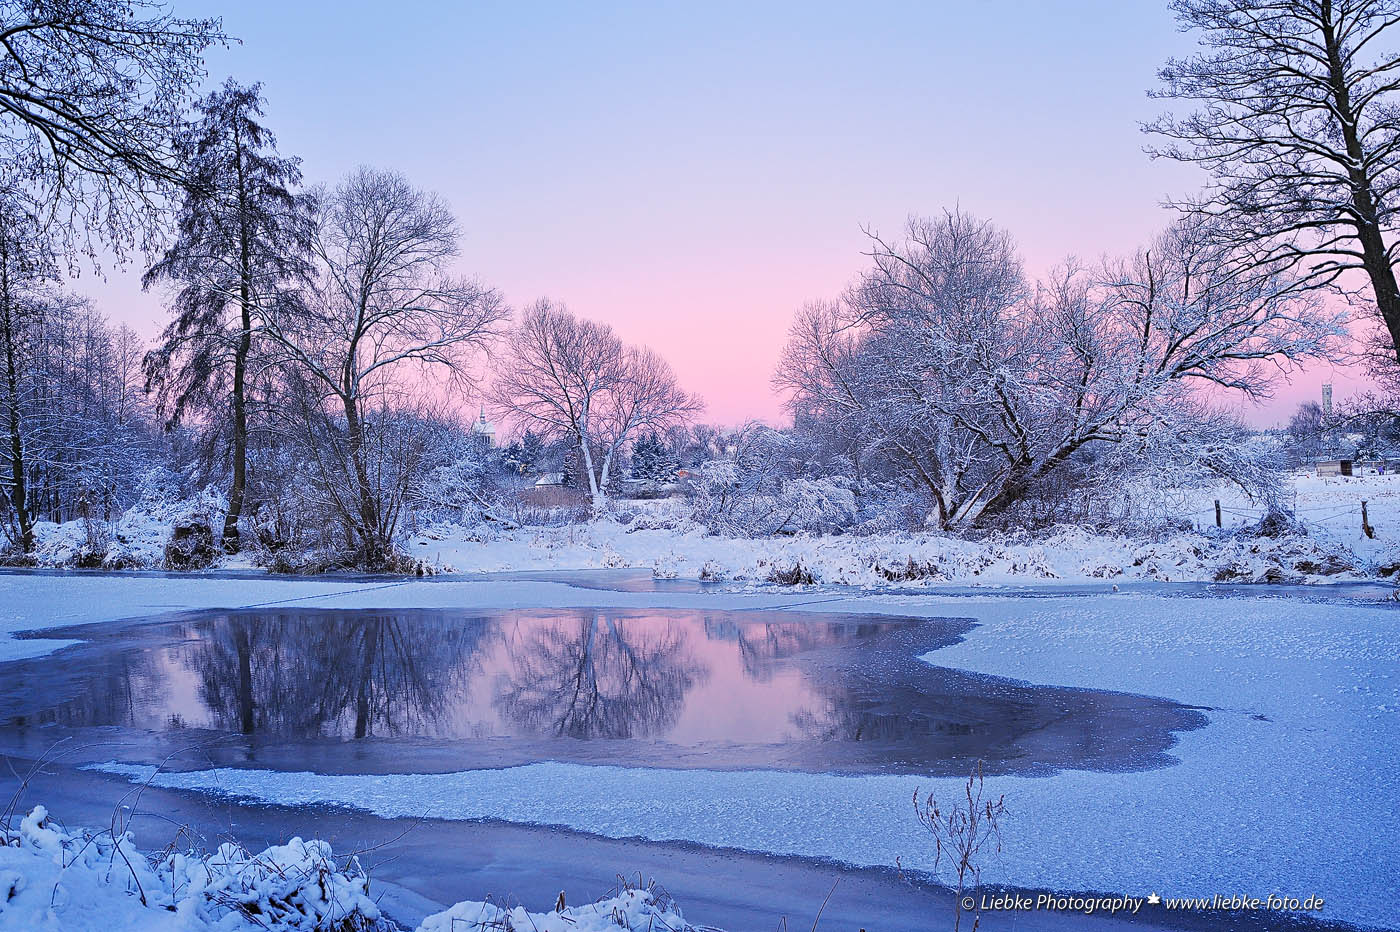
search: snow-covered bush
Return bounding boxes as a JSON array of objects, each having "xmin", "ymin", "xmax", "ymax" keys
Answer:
[
  {"xmin": 19, "ymin": 471, "xmax": 231, "ymax": 570},
  {"xmin": 418, "ymin": 881, "xmax": 692, "ymax": 932},
  {"xmin": 154, "ymin": 837, "xmax": 391, "ymax": 931},
  {"xmin": 691, "ymin": 460, "xmax": 862, "ymax": 537},
  {"xmin": 410, "ymin": 442, "xmax": 509, "ymax": 527},
  {"xmin": 0, "ymin": 804, "xmax": 696, "ymax": 932},
  {"xmin": 0, "ymin": 804, "xmax": 393, "ymax": 931},
  {"xmin": 851, "ymin": 484, "xmax": 935, "ymax": 534}
]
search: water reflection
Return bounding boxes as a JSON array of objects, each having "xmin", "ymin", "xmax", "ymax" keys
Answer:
[
  {"xmin": 3, "ymin": 610, "xmax": 878, "ymax": 744},
  {"xmin": 0, "ymin": 608, "xmax": 1206, "ymax": 774},
  {"xmin": 495, "ymin": 615, "xmax": 706, "ymax": 739},
  {"xmin": 188, "ymin": 614, "xmax": 486, "ymax": 738}
]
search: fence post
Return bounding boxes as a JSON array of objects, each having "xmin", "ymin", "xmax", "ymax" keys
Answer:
[
  {"xmin": 1363, "ymin": 500, "xmax": 1375, "ymax": 539},
  {"xmin": 1215, "ymin": 499, "xmax": 1222, "ymax": 528}
]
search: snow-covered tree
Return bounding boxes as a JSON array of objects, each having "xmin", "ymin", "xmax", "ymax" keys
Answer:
[
  {"xmin": 143, "ymin": 80, "xmax": 309, "ymax": 552},
  {"xmin": 776, "ymin": 210, "xmax": 1341, "ymax": 529},
  {"xmin": 630, "ymin": 432, "xmax": 676, "ymax": 482},
  {"xmin": 263, "ymin": 167, "xmax": 507, "ymax": 567},
  {"xmin": 1, "ymin": 276, "xmax": 160, "ymax": 554},
  {"xmin": 1286, "ymin": 401, "xmax": 1328, "ymax": 465},
  {"xmin": 0, "ymin": 194, "xmax": 50, "ymax": 551},
  {"xmin": 492, "ymin": 300, "xmax": 702, "ymax": 510},
  {"xmin": 0, "ymin": 0, "xmax": 226, "ymax": 260}
]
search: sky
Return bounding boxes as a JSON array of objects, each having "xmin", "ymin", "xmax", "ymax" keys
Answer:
[{"xmin": 78, "ymin": 0, "xmax": 1370, "ymax": 427}]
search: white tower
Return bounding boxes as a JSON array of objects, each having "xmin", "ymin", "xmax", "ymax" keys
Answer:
[
  {"xmin": 1322, "ymin": 383, "xmax": 1333, "ymax": 420},
  {"xmin": 472, "ymin": 405, "xmax": 496, "ymax": 447}
]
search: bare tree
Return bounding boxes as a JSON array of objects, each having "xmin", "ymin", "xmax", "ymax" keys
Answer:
[
  {"xmin": 777, "ymin": 210, "xmax": 1341, "ymax": 529},
  {"xmin": 264, "ymin": 167, "xmax": 506, "ymax": 567},
  {"xmin": 493, "ymin": 300, "xmax": 702, "ymax": 510},
  {"xmin": 0, "ymin": 0, "xmax": 227, "ymax": 259},
  {"xmin": 1147, "ymin": 0, "xmax": 1400, "ymax": 359}
]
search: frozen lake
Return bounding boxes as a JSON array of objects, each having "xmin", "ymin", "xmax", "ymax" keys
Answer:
[{"xmin": 0, "ymin": 570, "xmax": 1393, "ymax": 930}]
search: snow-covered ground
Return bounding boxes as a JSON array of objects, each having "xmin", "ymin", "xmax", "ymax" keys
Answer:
[
  {"xmin": 407, "ymin": 514, "xmax": 1367, "ymax": 586},
  {"xmin": 1, "ymin": 572, "xmax": 1389, "ymax": 928},
  {"xmin": 404, "ymin": 474, "xmax": 1400, "ymax": 585},
  {"xmin": 14, "ymin": 474, "xmax": 1400, "ymax": 589},
  {"xmin": 0, "ymin": 803, "xmax": 690, "ymax": 931}
]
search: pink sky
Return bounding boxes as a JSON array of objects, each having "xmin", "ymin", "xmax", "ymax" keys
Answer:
[{"xmin": 75, "ymin": 0, "xmax": 1372, "ymax": 429}]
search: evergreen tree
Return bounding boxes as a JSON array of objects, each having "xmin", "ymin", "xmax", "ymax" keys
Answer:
[
  {"xmin": 142, "ymin": 80, "xmax": 308, "ymax": 552},
  {"xmin": 520, "ymin": 430, "xmax": 544, "ymax": 472},
  {"xmin": 561, "ymin": 444, "xmax": 578, "ymax": 489},
  {"xmin": 631, "ymin": 431, "xmax": 676, "ymax": 482},
  {"xmin": 504, "ymin": 429, "xmax": 546, "ymax": 475}
]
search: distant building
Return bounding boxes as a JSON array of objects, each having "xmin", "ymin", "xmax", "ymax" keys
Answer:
[
  {"xmin": 472, "ymin": 406, "xmax": 496, "ymax": 447},
  {"xmin": 1316, "ymin": 459, "xmax": 1353, "ymax": 477},
  {"xmin": 534, "ymin": 472, "xmax": 565, "ymax": 487}
]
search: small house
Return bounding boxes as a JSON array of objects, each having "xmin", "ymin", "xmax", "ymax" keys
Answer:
[{"xmin": 1316, "ymin": 459, "xmax": 1354, "ymax": 477}]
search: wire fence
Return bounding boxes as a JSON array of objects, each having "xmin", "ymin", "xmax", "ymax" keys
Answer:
[{"xmin": 1183, "ymin": 499, "xmax": 1378, "ymax": 537}]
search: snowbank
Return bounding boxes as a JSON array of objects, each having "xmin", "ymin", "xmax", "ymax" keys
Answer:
[
  {"xmin": 409, "ymin": 516, "xmax": 1373, "ymax": 587},
  {"xmin": 9, "ymin": 474, "xmax": 1399, "ymax": 586},
  {"xmin": 0, "ymin": 805, "xmax": 693, "ymax": 932}
]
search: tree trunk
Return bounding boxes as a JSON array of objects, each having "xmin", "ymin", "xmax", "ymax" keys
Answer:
[
  {"xmin": 0, "ymin": 244, "xmax": 33, "ymax": 553},
  {"xmin": 226, "ymin": 294, "xmax": 249, "ymax": 551},
  {"xmin": 1320, "ymin": 4, "xmax": 1400, "ymax": 360},
  {"xmin": 577, "ymin": 423, "xmax": 606, "ymax": 511},
  {"xmin": 343, "ymin": 395, "xmax": 383, "ymax": 568},
  {"xmin": 224, "ymin": 126, "xmax": 252, "ymax": 552}
]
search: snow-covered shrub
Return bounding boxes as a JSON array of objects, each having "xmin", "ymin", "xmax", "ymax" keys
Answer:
[
  {"xmin": 0, "ymin": 805, "xmax": 394, "ymax": 932},
  {"xmin": 163, "ymin": 518, "xmax": 218, "ymax": 569},
  {"xmin": 17, "ymin": 470, "xmax": 231, "ymax": 570},
  {"xmin": 692, "ymin": 468, "xmax": 860, "ymax": 537},
  {"xmin": 419, "ymin": 881, "xmax": 692, "ymax": 932},
  {"xmin": 154, "ymin": 837, "xmax": 391, "ymax": 931},
  {"xmin": 767, "ymin": 560, "xmax": 816, "ymax": 585},
  {"xmin": 160, "ymin": 486, "xmax": 228, "ymax": 570},
  {"xmin": 994, "ymin": 408, "xmax": 1285, "ymax": 535},
  {"xmin": 852, "ymin": 484, "xmax": 935, "ymax": 534},
  {"xmin": 410, "ymin": 443, "xmax": 511, "ymax": 527}
]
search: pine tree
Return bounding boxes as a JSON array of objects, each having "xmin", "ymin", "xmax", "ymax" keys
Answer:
[
  {"xmin": 631, "ymin": 432, "xmax": 656, "ymax": 480},
  {"xmin": 631, "ymin": 432, "xmax": 676, "ymax": 482},
  {"xmin": 521, "ymin": 430, "xmax": 544, "ymax": 472},
  {"xmin": 561, "ymin": 446, "xmax": 577, "ymax": 489},
  {"xmin": 143, "ymin": 80, "xmax": 308, "ymax": 553}
]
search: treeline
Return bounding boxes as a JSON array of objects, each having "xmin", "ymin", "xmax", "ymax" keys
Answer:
[{"xmin": 7, "ymin": 0, "xmax": 1400, "ymax": 567}]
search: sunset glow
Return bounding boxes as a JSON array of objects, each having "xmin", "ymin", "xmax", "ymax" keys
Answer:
[{"xmin": 74, "ymin": 0, "xmax": 1369, "ymax": 427}]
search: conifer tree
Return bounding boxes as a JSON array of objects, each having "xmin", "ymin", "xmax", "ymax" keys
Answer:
[{"xmin": 143, "ymin": 80, "xmax": 308, "ymax": 552}]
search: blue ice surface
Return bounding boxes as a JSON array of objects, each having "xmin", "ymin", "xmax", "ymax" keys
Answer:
[{"xmin": 90, "ymin": 591, "xmax": 1400, "ymax": 930}]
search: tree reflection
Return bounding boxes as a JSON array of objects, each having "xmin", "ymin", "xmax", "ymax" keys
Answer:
[
  {"xmin": 494, "ymin": 613, "xmax": 707, "ymax": 738},
  {"xmin": 1, "ymin": 646, "xmax": 164, "ymax": 730},
  {"xmin": 190, "ymin": 611, "xmax": 486, "ymax": 738},
  {"xmin": 702, "ymin": 616, "xmax": 887, "ymax": 681}
]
